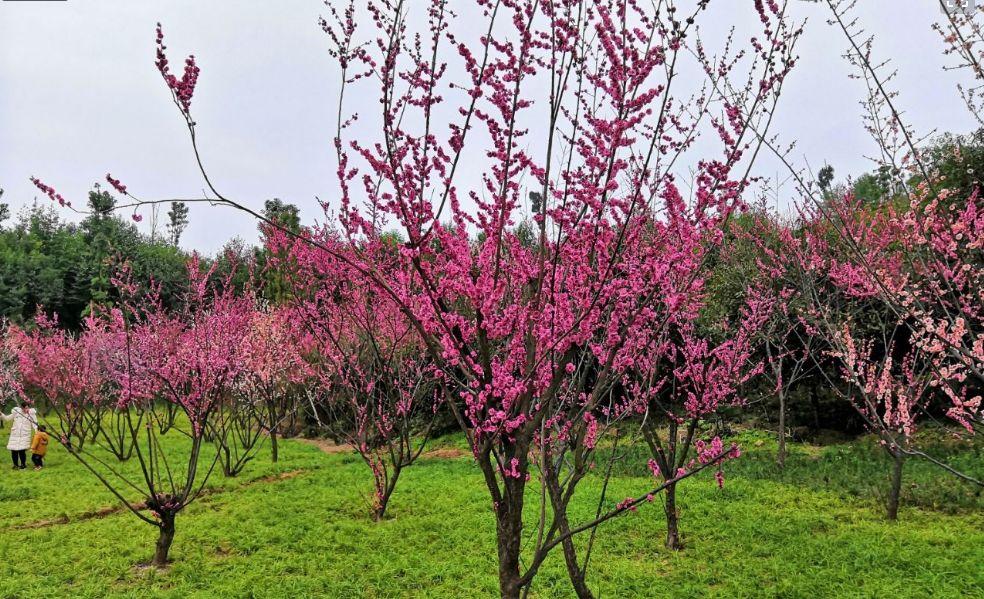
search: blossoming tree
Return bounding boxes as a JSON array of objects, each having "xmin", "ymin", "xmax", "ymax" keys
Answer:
[
  {"xmin": 237, "ymin": 305, "xmax": 313, "ymax": 465},
  {"xmin": 33, "ymin": 0, "xmax": 800, "ymax": 594},
  {"xmin": 279, "ymin": 234, "xmax": 440, "ymax": 521},
  {"xmin": 6, "ymin": 313, "xmax": 106, "ymax": 450},
  {"xmin": 762, "ymin": 193, "xmax": 983, "ymax": 519}
]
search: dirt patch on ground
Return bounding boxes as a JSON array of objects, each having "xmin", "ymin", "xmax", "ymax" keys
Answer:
[
  {"xmin": 14, "ymin": 502, "xmax": 148, "ymax": 530},
  {"xmin": 296, "ymin": 438, "xmax": 354, "ymax": 454},
  {"xmin": 423, "ymin": 447, "xmax": 470, "ymax": 459},
  {"xmin": 297, "ymin": 437, "xmax": 469, "ymax": 460},
  {"xmin": 255, "ymin": 469, "xmax": 306, "ymax": 483}
]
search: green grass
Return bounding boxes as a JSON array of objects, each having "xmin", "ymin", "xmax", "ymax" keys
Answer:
[{"xmin": 0, "ymin": 425, "xmax": 981, "ymax": 598}]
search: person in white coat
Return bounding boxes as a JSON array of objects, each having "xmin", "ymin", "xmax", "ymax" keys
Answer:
[{"xmin": 3, "ymin": 406, "xmax": 36, "ymax": 469}]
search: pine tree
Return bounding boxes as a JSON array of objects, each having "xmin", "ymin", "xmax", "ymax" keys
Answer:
[{"xmin": 167, "ymin": 202, "xmax": 190, "ymax": 246}]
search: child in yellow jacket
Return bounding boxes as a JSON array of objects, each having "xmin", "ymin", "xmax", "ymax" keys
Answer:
[{"xmin": 31, "ymin": 426, "xmax": 49, "ymax": 470}]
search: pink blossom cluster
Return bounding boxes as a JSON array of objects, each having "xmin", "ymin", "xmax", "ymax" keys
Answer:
[
  {"xmin": 156, "ymin": 23, "xmax": 200, "ymax": 115},
  {"xmin": 29, "ymin": 177, "xmax": 70, "ymax": 208}
]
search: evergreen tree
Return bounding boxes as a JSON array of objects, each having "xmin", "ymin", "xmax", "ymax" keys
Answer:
[{"xmin": 167, "ymin": 201, "xmax": 190, "ymax": 246}]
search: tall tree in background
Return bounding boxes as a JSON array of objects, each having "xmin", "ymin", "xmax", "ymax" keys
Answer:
[
  {"xmin": 83, "ymin": 185, "xmax": 120, "ymax": 309},
  {"xmin": 167, "ymin": 201, "xmax": 189, "ymax": 246},
  {"xmin": 257, "ymin": 198, "xmax": 302, "ymax": 304},
  {"xmin": 0, "ymin": 188, "xmax": 188, "ymax": 329},
  {"xmin": 0, "ymin": 188, "xmax": 9, "ymax": 228},
  {"xmin": 261, "ymin": 199, "xmax": 300, "ymax": 233}
]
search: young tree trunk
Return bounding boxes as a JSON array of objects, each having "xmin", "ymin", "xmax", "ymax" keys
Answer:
[
  {"xmin": 268, "ymin": 402, "xmax": 280, "ymax": 464},
  {"xmin": 373, "ymin": 466, "xmax": 401, "ymax": 521},
  {"xmin": 810, "ymin": 387, "xmax": 821, "ymax": 431},
  {"xmin": 544, "ymin": 457, "xmax": 593, "ymax": 599},
  {"xmin": 664, "ymin": 482, "xmax": 681, "ymax": 550},
  {"xmin": 559, "ymin": 524, "xmax": 593, "ymax": 598},
  {"xmin": 886, "ymin": 452, "xmax": 905, "ymax": 521},
  {"xmin": 219, "ymin": 442, "xmax": 237, "ymax": 478},
  {"xmin": 777, "ymin": 390, "xmax": 787, "ymax": 469},
  {"xmin": 270, "ymin": 428, "xmax": 279, "ymax": 464},
  {"xmin": 153, "ymin": 513, "xmax": 176, "ymax": 567}
]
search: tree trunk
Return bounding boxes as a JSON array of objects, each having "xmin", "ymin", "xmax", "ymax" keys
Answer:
[
  {"xmin": 810, "ymin": 387, "xmax": 821, "ymax": 430},
  {"xmin": 268, "ymin": 401, "xmax": 280, "ymax": 464},
  {"xmin": 664, "ymin": 482, "xmax": 681, "ymax": 550},
  {"xmin": 491, "ymin": 466, "xmax": 528, "ymax": 599},
  {"xmin": 153, "ymin": 513, "xmax": 176, "ymax": 567},
  {"xmin": 374, "ymin": 467, "xmax": 401, "ymax": 521},
  {"xmin": 481, "ymin": 438, "xmax": 529, "ymax": 598},
  {"xmin": 560, "ymin": 526, "xmax": 593, "ymax": 598},
  {"xmin": 496, "ymin": 503, "xmax": 524, "ymax": 599},
  {"xmin": 886, "ymin": 452, "xmax": 905, "ymax": 521},
  {"xmin": 547, "ymin": 467, "xmax": 593, "ymax": 598},
  {"xmin": 777, "ymin": 390, "xmax": 787, "ymax": 469}
]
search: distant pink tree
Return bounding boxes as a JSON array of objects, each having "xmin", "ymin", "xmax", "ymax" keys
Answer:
[
  {"xmin": 0, "ymin": 328, "xmax": 23, "ymax": 417},
  {"xmin": 633, "ymin": 293, "xmax": 770, "ymax": 549},
  {"xmin": 6, "ymin": 313, "xmax": 106, "ymax": 449},
  {"xmin": 799, "ymin": 1, "xmax": 982, "ymax": 450},
  {"xmin": 767, "ymin": 193, "xmax": 983, "ymax": 519},
  {"xmin": 238, "ymin": 305, "xmax": 313, "ymax": 464},
  {"xmin": 277, "ymin": 234, "xmax": 438, "ymax": 520}
]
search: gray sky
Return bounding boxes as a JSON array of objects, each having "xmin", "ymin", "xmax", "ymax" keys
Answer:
[{"xmin": 0, "ymin": 1, "xmax": 977, "ymax": 254}]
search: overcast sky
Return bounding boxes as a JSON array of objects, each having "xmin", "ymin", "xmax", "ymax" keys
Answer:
[{"xmin": 0, "ymin": 1, "xmax": 977, "ymax": 254}]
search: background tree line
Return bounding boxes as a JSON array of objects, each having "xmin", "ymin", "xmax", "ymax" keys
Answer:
[{"xmin": 0, "ymin": 188, "xmax": 301, "ymax": 330}]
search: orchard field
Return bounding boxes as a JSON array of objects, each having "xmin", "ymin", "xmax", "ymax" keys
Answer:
[
  {"xmin": 1, "ymin": 425, "xmax": 982, "ymax": 598},
  {"xmin": 2, "ymin": 0, "xmax": 984, "ymax": 598}
]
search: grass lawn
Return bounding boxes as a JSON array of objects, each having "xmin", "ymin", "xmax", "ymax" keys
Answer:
[{"xmin": 0, "ymin": 425, "xmax": 981, "ymax": 598}]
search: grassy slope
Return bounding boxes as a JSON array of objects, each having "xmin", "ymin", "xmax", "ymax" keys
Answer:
[{"xmin": 0, "ymin": 427, "xmax": 981, "ymax": 598}]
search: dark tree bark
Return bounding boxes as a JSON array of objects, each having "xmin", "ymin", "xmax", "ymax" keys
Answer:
[
  {"xmin": 558, "ymin": 518, "xmax": 593, "ymax": 598},
  {"xmin": 495, "ymin": 498, "xmax": 524, "ymax": 599},
  {"xmin": 810, "ymin": 387, "xmax": 822, "ymax": 431},
  {"xmin": 268, "ymin": 401, "xmax": 280, "ymax": 464},
  {"xmin": 481, "ymin": 446, "xmax": 528, "ymax": 599},
  {"xmin": 664, "ymin": 482, "xmax": 681, "ymax": 550},
  {"xmin": 153, "ymin": 513, "xmax": 176, "ymax": 567}
]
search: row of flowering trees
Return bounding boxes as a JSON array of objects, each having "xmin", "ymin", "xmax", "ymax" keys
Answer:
[
  {"xmin": 755, "ymin": 179, "xmax": 983, "ymax": 519},
  {"xmin": 14, "ymin": 0, "xmax": 983, "ymax": 597},
  {"xmin": 741, "ymin": 0, "xmax": 984, "ymax": 520},
  {"xmin": 0, "ymin": 255, "xmax": 436, "ymax": 565}
]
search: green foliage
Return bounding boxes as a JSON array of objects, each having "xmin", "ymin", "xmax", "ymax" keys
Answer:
[
  {"xmin": 253, "ymin": 199, "xmax": 303, "ymax": 304},
  {"xmin": 0, "ymin": 426, "xmax": 980, "ymax": 598},
  {"xmin": 915, "ymin": 128, "xmax": 984, "ymax": 199},
  {"xmin": 700, "ymin": 212, "xmax": 766, "ymax": 335},
  {"xmin": 0, "ymin": 188, "xmax": 10, "ymax": 228},
  {"xmin": 0, "ymin": 188, "xmax": 188, "ymax": 329},
  {"xmin": 851, "ymin": 168, "xmax": 893, "ymax": 205},
  {"xmin": 212, "ymin": 237, "xmax": 256, "ymax": 295},
  {"xmin": 262, "ymin": 198, "xmax": 300, "ymax": 234},
  {"xmin": 817, "ymin": 165, "xmax": 835, "ymax": 192}
]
